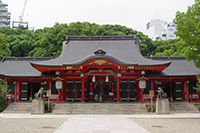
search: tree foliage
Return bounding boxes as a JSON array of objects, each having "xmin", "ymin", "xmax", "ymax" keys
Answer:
[
  {"xmin": 153, "ymin": 38, "xmax": 188, "ymax": 56},
  {"xmin": 174, "ymin": 0, "xmax": 200, "ymax": 68},
  {"xmin": 0, "ymin": 33, "xmax": 10, "ymax": 57},
  {"xmin": 0, "ymin": 22, "xmax": 155, "ymax": 57}
]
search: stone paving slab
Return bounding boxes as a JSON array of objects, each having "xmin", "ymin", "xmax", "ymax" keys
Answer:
[{"xmin": 55, "ymin": 115, "xmax": 149, "ymax": 133}]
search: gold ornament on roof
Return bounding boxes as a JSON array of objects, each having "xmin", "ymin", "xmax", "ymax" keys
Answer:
[
  {"xmin": 94, "ymin": 60, "xmax": 106, "ymax": 65},
  {"xmin": 66, "ymin": 66, "xmax": 73, "ymax": 70},
  {"xmin": 128, "ymin": 66, "xmax": 135, "ymax": 69}
]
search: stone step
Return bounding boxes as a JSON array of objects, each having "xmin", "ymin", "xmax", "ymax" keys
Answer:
[
  {"xmin": 169, "ymin": 102, "xmax": 199, "ymax": 113},
  {"xmin": 3, "ymin": 102, "xmax": 32, "ymax": 113},
  {"xmin": 52, "ymin": 103, "xmax": 148, "ymax": 114}
]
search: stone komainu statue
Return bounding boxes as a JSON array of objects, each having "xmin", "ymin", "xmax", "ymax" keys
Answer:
[
  {"xmin": 157, "ymin": 87, "xmax": 168, "ymax": 99},
  {"xmin": 34, "ymin": 87, "xmax": 44, "ymax": 99}
]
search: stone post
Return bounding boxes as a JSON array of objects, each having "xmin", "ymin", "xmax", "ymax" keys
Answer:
[
  {"xmin": 156, "ymin": 98, "xmax": 170, "ymax": 114},
  {"xmin": 31, "ymin": 99, "xmax": 45, "ymax": 114}
]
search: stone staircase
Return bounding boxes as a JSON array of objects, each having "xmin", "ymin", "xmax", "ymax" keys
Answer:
[
  {"xmin": 170, "ymin": 102, "xmax": 199, "ymax": 113},
  {"xmin": 52, "ymin": 103, "xmax": 148, "ymax": 114},
  {"xmin": 2, "ymin": 102, "xmax": 32, "ymax": 113}
]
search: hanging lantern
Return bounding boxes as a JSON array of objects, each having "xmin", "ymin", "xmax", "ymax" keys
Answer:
[
  {"xmin": 105, "ymin": 75, "xmax": 109, "ymax": 82},
  {"xmin": 55, "ymin": 80, "xmax": 63, "ymax": 89},
  {"xmin": 92, "ymin": 75, "xmax": 96, "ymax": 82}
]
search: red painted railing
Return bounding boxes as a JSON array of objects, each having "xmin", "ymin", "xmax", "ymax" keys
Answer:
[
  {"xmin": 43, "ymin": 93, "xmax": 60, "ymax": 103},
  {"xmin": 5, "ymin": 93, "xmax": 14, "ymax": 103},
  {"xmin": 190, "ymin": 93, "xmax": 200, "ymax": 102}
]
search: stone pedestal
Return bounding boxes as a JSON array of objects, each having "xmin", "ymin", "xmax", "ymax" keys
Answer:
[
  {"xmin": 31, "ymin": 99, "xmax": 45, "ymax": 114},
  {"xmin": 156, "ymin": 98, "xmax": 169, "ymax": 114}
]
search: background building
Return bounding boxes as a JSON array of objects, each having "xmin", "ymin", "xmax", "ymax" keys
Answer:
[
  {"xmin": 0, "ymin": 0, "xmax": 10, "ymax": 28},
  {"xmin": 146, "ymin": 19, "xmax": 177, "ymax": 41}
]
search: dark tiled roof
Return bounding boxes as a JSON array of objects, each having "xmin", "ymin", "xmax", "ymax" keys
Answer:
[
  {"xmin": 31, "ymin": 36, "xmax": 170, "ymax": 67},
  {"xmin": 0, "ymin": 57, "xmax": 54, "ymax": 78},
  {"xmin": 146, "ymin": 56, "xmax": 200, "ymax": 76}
]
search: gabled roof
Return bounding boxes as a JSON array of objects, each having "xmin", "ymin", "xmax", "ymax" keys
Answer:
[{"xmin": 31, "ymin": 36, "xmax": 171, "ymax": 67}]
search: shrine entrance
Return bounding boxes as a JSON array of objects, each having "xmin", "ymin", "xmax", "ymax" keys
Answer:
[
  {"xmin": 94, "ymin": 80, "xmax": 114, "ymax": 102},
  {"xmin": 88, "ymin": 76, "xmax": 115, "ymax": 102}
]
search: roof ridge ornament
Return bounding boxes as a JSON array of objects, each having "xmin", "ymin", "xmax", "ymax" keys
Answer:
[{"xmin": 94, "ymin": 47, "xmax": 106, "ymax": 56}]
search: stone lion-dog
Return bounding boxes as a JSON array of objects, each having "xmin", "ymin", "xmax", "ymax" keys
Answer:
[{"xmin": 34, "ymin": 87, "xmax": 44, "ymax": 99}]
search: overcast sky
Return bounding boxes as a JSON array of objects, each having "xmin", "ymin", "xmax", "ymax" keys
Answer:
[{"xmin": 4, "ymin": 0, "xmax": 194, "ymax": 34}]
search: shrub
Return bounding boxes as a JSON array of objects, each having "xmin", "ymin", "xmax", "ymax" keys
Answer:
[
  {"xmin": 0, "ymin": 78, "xmax": 8, "ymax": 112},
  {"xmin": 44, "ymin": 101, "xmax": 54, "ymax": 112},
  {"xmin": 147, "ymin": 104, "xmax": 156, "ymax": 112},
  {"xmin": 197, "ymin": 104, "xmax": 200, "ymax": 111},
  {"xmin": 0, "ymin": 95, "xmax": 8, "ymax": 112}
]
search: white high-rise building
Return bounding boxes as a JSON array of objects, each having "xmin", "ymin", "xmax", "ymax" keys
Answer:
[
  {"xmin": 146, "ymin": 19, "xmax": 177, "ymax": 41},
  {"xmin": 0, "ymin": 0, "xmax": 10, "ymax": 28}
]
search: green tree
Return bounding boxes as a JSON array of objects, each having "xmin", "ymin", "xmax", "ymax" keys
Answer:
[
  {"xmin": 0, "ymin": 27, "xmax": 34, "ymax": 57},
  {"xmin": 0, "ymin": 78, "xmax": 8, "ymax": 112},
  {"xmin": 0, "ymin": 33, "xmax": 10, "ymax": 58},
  {"xmin": 153, "ymin": 38, "xmax": 187, "ymax": 56},
  {"xmin": 174, "ymin": 0, "xmax": 200, "ymax": 67},
  {"xmin": 28, "ymin": 22, "xmax": 155, "ymax": 57},
  {"xmin": 0, "ymin": 22, "xmax": 156, "ymax": 57}
]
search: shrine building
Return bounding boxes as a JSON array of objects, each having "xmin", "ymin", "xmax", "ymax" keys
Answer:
[{"xmin": 0, "ymin": 35, "xmax": 200, "ymax": 103}]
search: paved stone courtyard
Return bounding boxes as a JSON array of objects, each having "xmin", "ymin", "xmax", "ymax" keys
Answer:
[
  {"xmin": 0, "ymin": 117, "xmax": 66, "ymax": 133},
  {"xmin": 132, "ymin": 118, "xmax": 200, "ymax": 133},
  {"xmin": 1, "ymin": 113, "xmax": 200, "ymax": 133}
]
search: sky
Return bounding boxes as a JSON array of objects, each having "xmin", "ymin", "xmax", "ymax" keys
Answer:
[{"xmin": 4, "ymin": 0, "xmax": 195, "ymax": 34}]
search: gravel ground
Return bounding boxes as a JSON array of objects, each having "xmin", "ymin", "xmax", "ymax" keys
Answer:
[
  {"xmin": 132, "ymin": 118, "xmax": 200, "ymax": 133},
  {"xmin": 0, "ymin": 118, "xmax": 67, "ymax": 133}
]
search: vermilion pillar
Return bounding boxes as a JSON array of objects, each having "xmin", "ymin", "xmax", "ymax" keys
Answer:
[
  {"xmin": 116, "ymin": 77, "xmax": 120, "ymax": 102},
  {"xmin": 186, "ymin": 81, "xmax": 189, "ymax": 102},
  {"xmin": 182, "ymin": 81, "xmax": 185, "ymax": 101},
  {"xmin": 136, "ymin": 81, "xmax": 141, "ymax": 101},
  {"xmin": 111, "ymin": 83, "xmax": 114, "ymax": 93},
  {"xmin": 18, "ymin": 82, "xmax": 21, "ymax": 101},
  {"xmin": 14, "ymin": 82, "xmax": 18, "ymax": 102},
  {"xmin": 152, "ymin": 81, "xmax": 156, "ymax": 95},
  {"xmin": 62, "ymin": 81, "xmax": 66, "ymax": 101},
  {"xmin": 47, "ymin": 81, "xmax": 50, "ymax": 91},
  {"xmin": 81, "ymin": 78, "xmax": 85, "ymax": 102}
]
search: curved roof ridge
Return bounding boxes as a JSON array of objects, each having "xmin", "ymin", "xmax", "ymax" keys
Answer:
[
  {"xmin": 63, "ymin": 53, "xmax": 138, "ymax": 66},
  {"xmin": 31, "ymin": 35, "xmax": 170, "ymax": 67}
]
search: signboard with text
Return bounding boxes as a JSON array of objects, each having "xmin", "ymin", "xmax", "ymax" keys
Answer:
[{"xmin": 149, "ymin": 90, "xmax": 154, "ymax": 97}]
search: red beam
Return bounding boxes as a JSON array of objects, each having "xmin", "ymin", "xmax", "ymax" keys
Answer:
[
  {"xmin": 63, "ymin": 77, "xmax": 82, "ymax": 80},
  {"xmin": 121, "ymin": 72, "xmax": 141, "ymax": 76},
  {"xmin": 119, "ymin": 76, "xmax": 138, "ymax": 80},
  {"xmin": 61, "ymin": 73, "xmax": 80, "ymax": 76}
]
